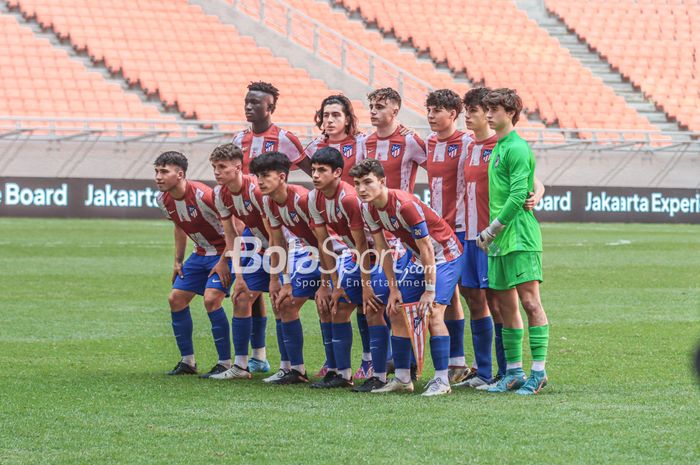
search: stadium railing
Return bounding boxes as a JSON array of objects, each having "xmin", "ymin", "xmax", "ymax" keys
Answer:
[{"xmin": 229, "ymin": 0, "xmax": 435, "ymax": 114}]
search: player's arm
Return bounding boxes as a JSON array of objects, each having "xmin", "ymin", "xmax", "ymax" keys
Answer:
[
  {"xmin": 311, "ymin": 225, "xmax": 336, "ymax": 314},
  {"xmin": 372, "ymin": 230, "xmax": 402, "ymax": 314},
  {"xmin": 477, "ymin": 146, "xmax": 530, "ymax": 251},
  {"xmin": 295, "ymin": 157, "xmax": 313, "ymax": 177},
  {"xmin": 414, "ymin": 235, "xmax": 437, "ymax": 313},
  {"xmin": 172, "ymin": 225, "xmax": 188, "ymax": 283},
  {"xmin": 211, "ymin": 216, "xmax": 239, "ymax": 289},
  {"xmin": 268, "ymin": 226, "xmax": 292, "ymax": 309},
  {"xmin": 524, "ymin": 176, "xmax": 545, "ymax": 211},
  {"xmin": 351, "ymin": 227, "xmax": 382, "ymax": 313}
]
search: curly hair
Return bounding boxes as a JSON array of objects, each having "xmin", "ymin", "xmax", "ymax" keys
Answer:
[
  {"xmin": 247, "ymin": 81, "xmax": 280, "ymax": 107},
  {"xmin": 209, "ymin": 143, "xmax": 243, "ymax": 163},
  {"xmin": 314, "ymin": 94, "xmax": 359, "ymax": 137},
  {"xmin": 483, "ymin": 88, "xmax": 523, "ymax": 125},
  {"xmin": 426, "ymin": 89, "xmax": 463, "ymax": 116},
  {"xmin": 463, "ymin": 87, "xmax": 492, "ymax": 112},
  {"xmin": 367, "ymin": 87, "xmax": 402, "ymax": 109},
  {"xmin": 349, "ymin": 158, "xmax": 385, "ymax": 179}
]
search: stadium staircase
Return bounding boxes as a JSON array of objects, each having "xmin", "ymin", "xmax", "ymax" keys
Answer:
[{"xmin": 513, "ymin": 0, "xmax": 687, "ymax": 139}]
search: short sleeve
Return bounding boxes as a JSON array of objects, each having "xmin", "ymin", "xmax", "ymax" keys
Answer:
[
  {"xmin": 213, "ymin": 185, "xmax": 232, "ymax": 219},
  {"xmin": 399, "ymin": 200, "xmax": 427, "ymax": 228},
  {"xmin": 406, "ymin": 133, "xmax": 427, "ymax": 165},
  {"xmin": 362, "ymin": 204, "xmax": 382, "ymax": 234},
  {"xmin": 279, "ymin": 130, "xmax": 305, "ymax": 164},
  {"xmin": 342, "ymin": 195, "xmax": 365, "ymax": 231},
  {"xmin": 262, "ymin": 196, "xmax": 281, "ymax": 229},
  {"xmin": 307, "ymin": 190, "xmax": 325, "ymax": 227},
  {"xmin": 156, "ymin": 194, "xmax": 171, "ymax": 221}
]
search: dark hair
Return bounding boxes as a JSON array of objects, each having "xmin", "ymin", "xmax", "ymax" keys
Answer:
[
  {"xmin": 311, "ymin": 147, "xmax": 344, "ymax": 172},
  {"xmin": 483, "ymin": 88, "xmax": 523, "ymax": 125},
  {"xmin": 425, "ymin": 89, "xmax": 463, "ymax": 117},
  {"xmin": 249, "ymin": 151, "xmax": 291, "ymax": 177},
  {"xmin": 368, "ymin": 87, "xmax": 402, "ymax": 109},
  {"xmin": 247, "ymin": 81, "xmax": 279, "ymax": 107},
  {"xmin": 154, "ymin": 151, "xmax": 188, "ymax": 173},
  {"xmin": 463, "ymin": 87, "xmax": 492, "ymax": 112},
  {"xmin": 314, "ymin": 94, "xmax": 359, "ymax": 137},
  {"xmin": 209, "ymin": 143, "xmax": 243, "ymax": 163},
  {"xmin": 349, "ymin": 158, "xmax": 385, "ymax": 179}
]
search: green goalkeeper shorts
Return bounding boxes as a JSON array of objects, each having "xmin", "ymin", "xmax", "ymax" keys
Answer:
[{"xmin": 488, "ymin": 251, "xmax": 542, "ymax": 290}]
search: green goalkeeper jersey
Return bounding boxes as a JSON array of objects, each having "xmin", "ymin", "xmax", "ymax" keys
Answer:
[{"xmin": 488, "ymin": 130, "xmax": 542, "ymax": 256}]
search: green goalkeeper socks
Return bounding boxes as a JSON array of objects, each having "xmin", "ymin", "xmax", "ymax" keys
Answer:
[
  {"xmin": 502, "ymin": 328, "xmax": 524, "ymax": 364},
  {"xmin": 529, "ymin": 325, "xmax": 549, "ymax": 362}
]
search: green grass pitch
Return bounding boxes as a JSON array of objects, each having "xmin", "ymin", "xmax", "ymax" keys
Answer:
[{"xmin": 1, "ymin": 218, "xmax": 698, "ymax": 464}]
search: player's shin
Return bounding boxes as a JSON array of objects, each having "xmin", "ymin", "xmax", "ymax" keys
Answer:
[
  {"xmin": 232, "ymin": 316, "xmax": 252, "ymax": 369},
  {"xmin": 171, "ymin": 306, "xmax": 195, "ymax": 365},
  {"xmin": 471, "ymin": 316, "xmax": 494, "ymax": 381}
]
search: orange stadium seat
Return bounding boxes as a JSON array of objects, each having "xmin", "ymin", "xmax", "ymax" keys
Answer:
[
  {"xmin": 546, "ymin": 0, "xmax": 699, "ymax": 131},
  {"xmin": 338, "ymin": 0, "xmax": 661, "ymax": 134},
  {"xmin": 13, "ymin": 0, "xmax": 368, "ymax": 125}
]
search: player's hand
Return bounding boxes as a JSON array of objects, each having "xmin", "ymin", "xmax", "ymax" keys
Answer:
[
  {"xmin": 524, "ymin": 191, "xmax": 537, "ymax": 211},
  {"xmin": 315, "ymin": 284, "xmax": 332, "ymax": 315},
  {"xmin": 275, "ymin": 283, "xmax": 294, "ymax": 309},
  {"xmin": 268, "ymin": 278, "xmax": 281, "ymax": 311},
  {"xmin": 232, "ymin": 277, "xmax": 251, "ymax": 307},
  {"xmin": 398, "ymin": 125, "xmax": 414, "ymax": 136},
  {"xmin": 172, "ymin": 260, "xmax": 184, "ymax": 284},
  {"xmin": 331, "ymin": 287, "xmax": 351, "ymax": 315},
  {"xmin": 209, "ymin": 257, "xmax": 232, "ymax": 288},
  {"xmin": 386, "ymin": 287, "xmax": 403, "ymax": 315},
  {"xmin": 418, "ymin": 290, "xmax": 435, "ymax": 314},
  {"xmin": 476, "ymin": 229, "xmax": 495, "ymax": 253},
  {"xmin": 362, "ymin": 285, "xmax": 383, "ymax": 314}
]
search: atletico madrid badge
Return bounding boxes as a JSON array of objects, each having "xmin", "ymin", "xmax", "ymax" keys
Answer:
[{"xmin": 402, "ymin": 302, "xmax": 429, "ymax": 379}]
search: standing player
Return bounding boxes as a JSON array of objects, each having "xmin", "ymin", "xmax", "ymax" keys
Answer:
[
  {"xmin": 364, "ymin": 87, "xmax": 427, "ymax": 192},
  {"xmin": 304, "ymin": 95, "xmax": 365, "ymax": 184},
  {"xmin": 234, "ymin": 81, "xmax": 312, "ymax": 176},
  {"xmin": 477, "ymin": 88, "xmax": 550, "ymax": 395},
  {"xmin": 351, "ymin": 159, "xmax": 464, "ymax": 396},
  {"xmin": 250, "ymin": 152, "xmax": 334, "ymax": 385},
  {"xmin": 208, "ymin": 143, "xmax": 277, "ymax": 380},
  {"xmin": 456, "ymin": 88, "xmax": 546, "ymax": 389},
  {"xmin": 154, "ymin": 151, "xmax": 232, "ymax": 378},
  {"xmin": 424, "ymin": 89, "xmax": 470, "ymax": 383}
]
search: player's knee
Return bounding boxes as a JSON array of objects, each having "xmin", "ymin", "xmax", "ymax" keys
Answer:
[
  {"xmin": 203, "ymin": 293, "xmax": 224, "ymax": 312},
  {"xmin": 365, "ymin": 309, "xmax": 386, "ymax": 326},
  {"xmin": 168, "ymin": 291, "xmax": 190, "ymax": 311},
  {"xmin": 520, "ymin": 297, "xmax": 542, "ymax": 316}
]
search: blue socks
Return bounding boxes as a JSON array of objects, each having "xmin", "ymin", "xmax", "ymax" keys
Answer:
[
  {"xmin": 320, "ymin": 321, "xmax": 336, "ymax": 370},
  {"xmin": 471, "ymin": 316, "xmax": 494, "ymax": 381},
  {"xmin": 356, "ymin": 312, "xmax": 370, "ymax": 354},
  {"xmin": 232, "ymin": 316, "xmax": 252, "ymax": 357},
  {"xmin": 494, "ymin": 322, "xmax": 506, "ymax": 377},
  {"xmin": 251, "ymin": 316, "xmax": 267, "ymax": 350},
  {"xmin": 391, "ymin": 336, "xmax": 412, "ymax": 370},
  {"xmin": 369, "ymin": 325, "xmax": 389, "ymax": 374},
  {"xmin": 282, "ymin": 319, "xmax": 304, "ymax": 367},
  {"xmin": 171, "ymin": 306, "xmax": 194, "ymax": 357},
  {"xmin": 429, "ymin": 335, "xmax": 450, "ymax": 371},
  {"xmin": 208, "ymin": 308, "xmax": 231, "ymax": 361},
  {"xmin": 275, "ymin": 319, "xmax": 289, "ymax": 364},
  {"xmin": 445, "ymin": 318, "xmax": 465, "ymax": 360},
  {"xmin": 332, "ymin": 322, "xmax": 353, "ymax": 371}
]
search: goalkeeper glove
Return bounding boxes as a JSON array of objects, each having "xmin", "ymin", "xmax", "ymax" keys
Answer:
[{"xmin": 476, "ymin": 219, "xmax": 505, "ymax": 252}]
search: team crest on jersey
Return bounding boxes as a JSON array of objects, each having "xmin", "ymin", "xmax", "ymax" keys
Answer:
[
  {"xmin": 243, "ymin": 199, "xmax": 253, "ymax": 212},
  {"xmin": 264, "ymin": 140, "xmax": 276, "ymax": 152},
  {"xmin": 390, "ymin": 143, "xmax": 402, "ymax": 158},
  {"xmin": 493, "ymin": 154, "xmax": 501, "ymax": 168},
  {"xmin": 482, "ymin": 149, "xmax": 492, "ymax": 163},
  {"xmin": 389, "ymin": 216, "xmax": 399, "ymax": 229},
  {"xmin": 447, "ymin": 144, "xmax": 460, "ymax": 159},
  {"xmin": 342, "ymin": 144, "xmax": 354, "ymax": 158},
  {"xmin": 289, "ymin": 211, "xmax": 299, "ymax": 222},
  {"xmin": 187, "ymin": 205, "xmax": 198, "ymax": 219}
]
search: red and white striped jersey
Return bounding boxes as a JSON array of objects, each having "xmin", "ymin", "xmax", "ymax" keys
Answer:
[
  {"xmin": 213, "ymin": 174, "xmax": 269, "ymax": 249},
  {"xmin": 464, "ymin": 133, "xmax": 497, "ymax": 239},
  {"xmin": 157, "ymin": 181, "xmax": 225, "ymax": 256},
  {"xmin": 262, "ymin": 184, "xmax": 318, "ymax": 249},
  {"xmin": 233, "ymin": 124, "xmax": 305, "ymax": 173},
  {"xmin": 365, "ymin": 126, "xmax": 426, "ymax": 192},
  {"xmin": 307, "ymin": 181, "xmax": 365, "ymax": 249},
  {"xmin": 362, "ymin": 189, "xmax": 462, "ymax": 265},
  {"xmin": 304, "ymin": 134, "xmax": 366, "ymax": 184},
  {"xmin": 425, "ymin": 130, "xmax": 472, "ymax": 233}
]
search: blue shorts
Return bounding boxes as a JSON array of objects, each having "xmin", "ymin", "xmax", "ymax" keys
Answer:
[
  {"xmin": 459, "ymin": 237, "xmax": 489, "ymax": 289},
  {"xmin": 235, "ymin": 228, "xmax": 270, "ymax": 293},
  {"xmin": 371, "ymin": 251, "xmax": 429, "ymax": 305},
  {"xmin": 282, "ymin": 249, "xmax": 321, "ymax": 298},
  {"xmin": 336, "ymin": 252, "xmax": 363, "ymax": 305},
  {"xmin": 173, "ymin": 253, "xmax": 232, "ymax": 296}
]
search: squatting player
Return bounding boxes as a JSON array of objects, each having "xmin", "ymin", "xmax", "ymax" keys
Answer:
[
  {"xmin": 477, "ymin": 88, "xmax": 550, "ymax": 395},
  {"xmin": 154, "ymin": 151, "xmax": 232, "ymax": 378},
  {"xmin": 351, "ymin": 159, "xmax": 463, "ymax": 396}
]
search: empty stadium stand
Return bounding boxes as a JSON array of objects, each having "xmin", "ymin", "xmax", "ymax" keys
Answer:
[
  {"xmin": 9, "ymin": 0, "xmax": 369, "ymax": 124},
  {"xmin": 546, "ymin": 0, "xmax": 700, "ymax": 132},
  {"xmin": 336, "ymin": 0, "xmax": 666, "ymax": 137}
]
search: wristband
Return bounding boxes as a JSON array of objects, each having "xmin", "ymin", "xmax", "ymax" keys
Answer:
[
  {"xmin": 425, "ymin": 283, "xmax": 436, "ymax": 292},
  {"xmin": 281, "ymin": 273, "xmax": 292, "ymax": 285}
]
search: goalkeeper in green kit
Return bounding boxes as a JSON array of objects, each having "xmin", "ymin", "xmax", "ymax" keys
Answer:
[{"xmin": 476, "ymin": 88, "xmax": 549, "ymax": 395}]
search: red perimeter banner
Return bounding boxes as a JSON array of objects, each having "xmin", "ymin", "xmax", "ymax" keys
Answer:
[{"xmin": 0, "ymin": 177, "xmax": 699, "ymax": 223}]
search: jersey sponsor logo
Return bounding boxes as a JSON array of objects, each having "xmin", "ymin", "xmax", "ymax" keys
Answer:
[
  {"xmin": 342, "ymin": 144, "xmax": 354, "ymax": 158},
  {"xmin": 264, "ymin": 140, "xmax": 276, "ymax": 152},
  {"xmin": 447, "ymin": 144, "xmax": 460, "ymax": 159},
  {"xmin": 390, "ymin": 143, "xmax": 402, "ymax": 158},
  {"xmin": 187, "ymin": 205, "xmax": 198, "ymax": 218},
  {"xmin": 482, "ymin": 149, "xmax": 492, "ymax": 163}
]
